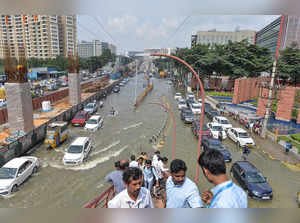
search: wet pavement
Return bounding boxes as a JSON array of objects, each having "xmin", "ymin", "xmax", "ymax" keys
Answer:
[{"xmin": 0, "ymin": 75, "xmax": 299, "ymax": 208}]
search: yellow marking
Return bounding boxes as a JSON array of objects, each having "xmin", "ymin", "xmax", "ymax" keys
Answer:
[{"xmin": 281, "ymin": 161, "xmax": 300, "ymax": 172}]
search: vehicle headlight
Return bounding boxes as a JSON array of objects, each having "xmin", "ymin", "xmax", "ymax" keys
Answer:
[
  {"xmin": 252, "ymin": 191, "xmax": 260, "ymax": 196},
  {"xmin": 0, "ymin": 186, "xmax": 10, "ymax": 190}
]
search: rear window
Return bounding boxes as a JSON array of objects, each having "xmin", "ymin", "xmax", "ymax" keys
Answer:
[{"xmin": 75, "ymin": 114, "xmax": 84, "ymax": 119}]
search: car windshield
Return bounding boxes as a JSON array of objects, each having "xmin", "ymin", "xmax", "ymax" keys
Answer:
[
  {"xmin": 179, "ymin": 102, "xmax": 185, "ymax": 105},
  {"xmin": 239, "ymin": 132, "xmax": 250, "ymax": 138},
  {"xmin": 220, "ymin": 119, "xmax": 229, "ymax": 124},
  {"xmin": 0, "ymin": 168, "xmax": 17, "ymax": 179},
  {"xmin": 192, "ymin": 105, "xmax": 201, "ymax": 109},
  {"xmin": 212, "ymin": 126, "xmax": 223, "ymax": 131},
  {"xmin": 87, "ymin": 119, "xmax": 97, "ymax": 124},
  {"xmin": 67, "ymin": 145, "xmax": 83, "ymax": 154},
  {"xmin": 86, "ymin": 104, "xmax": 94, "ymax": 109},
  {"xmin": 176, "ymin": 93, "xmax": 181, "ymax": 96},
  {"xmin": 209, "ymin": 142, "xmax": 226, "ymax": 151},
  {"xmin": 185, "ymin": 111, "xmax": 193, "ymax": 116},
  {"xmin": 75, "ymin": 115, "xmax": 84, "ymax": 119},
  {"xmin": 247, "ymin": 173, "xmax": 266, "ymax": 184},
  {"xmin": 46, "ymin": 134, "xmax": 55, "ymax": 139},
  {"xmin": 196, "ymin": 124, "xmax": 208, "ymax": 131}
]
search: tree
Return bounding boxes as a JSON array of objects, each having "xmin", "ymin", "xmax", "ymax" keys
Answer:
[{"xmin": 278, "ymin": 43, "xmax": 300, "ymax": 86}]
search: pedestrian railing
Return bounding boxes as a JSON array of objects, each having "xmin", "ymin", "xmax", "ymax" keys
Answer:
[{"xmin": 85, "ymin": 185, "xmax": 115, "ymax": 208}]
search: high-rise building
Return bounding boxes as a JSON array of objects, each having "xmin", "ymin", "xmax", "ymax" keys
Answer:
[
  {"xmin": 78, "ymin": 41, "xmax": 94, "ymax": 58},
  {"xmin": 78, "ymin": 40, "xmax": 116, "ymax": 58},
  {"xmin": 0, "ymin": 15, "xmax": 77, "ymax": 59},
  {"xmin": 193, "ymin": 29, "xmax": 256, "ymax": 46},
  {"xmin": 108, "ymin": 43, "xmax": 117, "ymax": 55},
  {"xmin": 256, "ymin": 15, "xmax": 300, "ymax": 58}
]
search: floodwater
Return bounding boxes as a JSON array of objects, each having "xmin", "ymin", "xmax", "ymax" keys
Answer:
[{"xmin": 0, "ymin": 74, "xmax": 299, "ymax": 208}]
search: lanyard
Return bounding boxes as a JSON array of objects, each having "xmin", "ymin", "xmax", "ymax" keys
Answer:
[{"xmin": 209, "ymin": 182, "xmax": 233, "ymax": 208}]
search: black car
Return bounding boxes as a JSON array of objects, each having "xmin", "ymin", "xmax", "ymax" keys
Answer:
[
  {"xmin": 230, "ymin": 161, "xmax": 273, "ymax": 200},
  {"xmin": 113, "ymin": 86, "xmax": 120, "ymax": 93},
  {"xmin": 180, "ymin": 108, "xmax": 195, "ymax": 124},
  {"xmin": 202, "ymin": 138, "xmax": 232, "ymax": 162},
  {"xmin": 206, "ymin": 109, "xmax": 220, "ymax": 120}
]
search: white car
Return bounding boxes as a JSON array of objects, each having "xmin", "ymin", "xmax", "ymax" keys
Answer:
[
  {"xmin": 84, "ymin": 115, "xmax": 103, "ymax": 131},
  {"xmin": 207, "ymin": 122, "xmax": 227, "ymax": 139},
  {"xmin": 174, "ymin": 93, "xmax": 182, "ymax": 100},
  {"xmin": 0, "ymin": 156, "xmax": 39, "ymax": 196},
  {"xmin": 190, "ymin": 103, "xmax": 202, "ymax": 115},
  {"xmin": 63, "ymin": 137, "xmax": 92, "ymax": 166},
  {"xmin": 227, "ymin": 128, "xmax": 255, "ymax": 147},
  {"xmin": 212, "ymin": 116, "xmax": 232, "ymax": 130},
  {"xmin": 178, "ymin": 101, "xmax": 188, "ymax": 110}
]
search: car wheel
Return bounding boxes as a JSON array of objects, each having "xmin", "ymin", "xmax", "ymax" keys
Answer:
[
  {"xmin": 32, "ymin": 166, "xmax": 38, "ymax": 174},
  {"xmin": 11, "ymin": 185, "xmax": 18, "ymax": 193},
  {"xmin": 237, "ymin": 142, "xmax": 241, "ymax": 148}
]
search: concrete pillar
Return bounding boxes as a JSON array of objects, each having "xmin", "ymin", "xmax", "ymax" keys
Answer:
[
  {"xmin": 297, "ymin": 108, "xmax": 300, "ymax": 124},
  {"xmin": 256, "ymin": 88, "xmax": 270, "ymax": 118},
  {"xmin": 232, "ymin": 79, "xmax": 240, "ymax": 104},
  {"xmin": 5, "ymin": 82, "xmax": 34, "ymax": 133},
  {"xmin": 68, "ymin": 73, "xmax": 81, "ymax": 105},
  {"xmin": 276, "ymin": 87, "xmax": 296, "ymax": 122}
]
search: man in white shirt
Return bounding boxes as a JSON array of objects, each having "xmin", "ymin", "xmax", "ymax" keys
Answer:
[
  {"xmin": 108, "ymin": 167, "xmax": 154, "ymax": 208},
  {"xmin": 129, "ymin": 155, "xmax": 139, "ymax": 168}
]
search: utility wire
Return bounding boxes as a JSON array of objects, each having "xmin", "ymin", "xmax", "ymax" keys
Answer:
[{"xmin": 77, "ymin": 22, "xmax": 101, "ymax": 40}]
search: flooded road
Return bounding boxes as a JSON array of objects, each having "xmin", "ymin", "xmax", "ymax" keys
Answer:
[{"xmin": 0, "ymin": 75, "xmax": 299, "ymax": 208}]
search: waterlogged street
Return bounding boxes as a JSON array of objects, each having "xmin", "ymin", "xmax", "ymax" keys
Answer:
[{"xmin": 0, "ymin": 76, "xmax": 299, "ymax": 208}]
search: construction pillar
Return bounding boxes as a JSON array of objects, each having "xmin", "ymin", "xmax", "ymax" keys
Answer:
[{"xmin": 68, "ymin": 73, "xmax": 81, "ymax": 105}]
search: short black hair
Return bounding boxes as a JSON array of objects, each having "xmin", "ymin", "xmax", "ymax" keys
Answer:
[
  {"xmin": 170, "ymin": 159, "xmax": 187, "ymax": 174},
  {"xmin": 123, "ymin": 167, "xmax": 143, "ymax": 184},
  {"xmin": 145, "ymin": 159, "xmax": 152, "ymax": 165},
  {"xmin": 114, "ymin": 161, "xmax": 120, "ymax": 168},
  {"xmin": 162, "ymin": 157, "xmax": 168, "ymax": 162},
  {"xmin": 198, "ymin": 150, "xmax": 226, "ymax": 175},
  {"xmin": 130, "ymin": 155, "xmax": 136, "ymax": 161},
  {"xmin": 154, "ymin": 150, "xmax": 160, "ymax": 154},
  {"xmin": 141, "ymin": 152, "xmax": 147, "ymax": 155},
  {"xmin": 119, "ymin": 161, "xmax": 129, "ymax": 170}
]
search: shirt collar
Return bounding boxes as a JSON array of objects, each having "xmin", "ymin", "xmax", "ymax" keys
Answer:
[
  {"xmin": 211, "ymin": 180, "xmax": 232, "ymax": 195},
  {"xmin": 124, "ymin": 188, "xmax": 146, "ymax": 205},
  {"xmin": 170, "ymin": 177, "xmax": 186, "ymax": 188}
]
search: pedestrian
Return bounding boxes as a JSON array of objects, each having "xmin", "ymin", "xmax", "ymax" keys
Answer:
[
  {"xmin": 152, "ymin": 150, "xmax": 160, "ymax": 166},
  {"xmin": 137, "ymin": 156, "xmax": 145, "ymax": 170},
  {"xmin": 155, "ymin": 157, "xmax": 169, "ymax": 188},
  {"xmin": 129, "ymin": 155, "xmax": 139, "ymax": 168},
  {"xmin": 105, "ymin": 159, "xmax": 129, "ymax": 195},
  {"xmin": 143, "ymin": 160, "xmax": 159, "ymax": 191},
  {"xmin": 285, "ymin": 140, "xmax": 292, "ymax": 154},
  {"xmin": 114, "ymin": 161, "xmax": 120, "ymax": 170},
  {"xmin": 198, "ymin": 149, "xmax": 247, "ymax": 208},
  {"xmin": 158, "ymin": 159, "xmax": 203, "ymax": 208},
  {"xmin": 218, "ymin": 130, "xmax": 223, "ymax": 142},
  {"xmin": 108, "ymin": 167, "xmax": 154, "ymax": 208},
  {"xmin": 241, "ymin": 145, "xmax": 250, "ymax": 161},
  {"xmin": 249, "ymin": 121, "xmax": 254, "ymax": 134}
]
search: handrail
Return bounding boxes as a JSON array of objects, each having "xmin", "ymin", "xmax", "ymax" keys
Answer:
[{"xmin": 85, "ymin": 185, "xmax": 115, "ymax": 208}]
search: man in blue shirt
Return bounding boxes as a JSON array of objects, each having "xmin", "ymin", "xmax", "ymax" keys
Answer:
[
  {"xmin": 163, "ymin": 159, "xmax": 203, "ymax": 208},
  {"xmin": 198, "ymin": 150, "xmax": 247, "ymax": 208}
]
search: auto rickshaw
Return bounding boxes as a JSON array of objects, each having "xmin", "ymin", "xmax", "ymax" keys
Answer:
[{"xmin": 45, "ymin": 121, "xmax": 69, "ymax": 149}]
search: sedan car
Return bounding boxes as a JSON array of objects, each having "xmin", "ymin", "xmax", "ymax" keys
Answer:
[
  {"xmin": 212, "ymin": 116, "xmax": 232, "ymax": 130},
  {"xmin": 0, "ymin": 156, "xmax": 39, "ymax": 196},
  {"xmin": 206, "ymin": 109, "xmax": 220, "ymax": 120},
  {"xmin": 207, "ymin": 122, "xmax": 227, "ymax": 140},
  {"xmin": 180, "ymin": 108, "xmax": 195, "ymax": 124},
  {"xmin": 202, "ymin": 138, "xmax": 232, "ymax": 162},
  {"xmin": 190, "ymin": 103, "xmax": 202, "ymax": 115},
  {"xmin": 191, "ymin": 121, "xmax": 212, "ymax": 138},
  {"xmin": 227, "ymin": 128, "xmax": 255, "ymax": 147},
  {"xmin": 174, "ymin": 93, "xmax": 182, "ymax": 101},
  {"xmin": 178, "ymin": 101, "xmax": 188, "ymax": 110},
  {"xmin": 84, "ymin": 102, "xmax": 98, "ymax": 115},
  {"xmin": 231, "ymin": 161, "xmax": 273, "ymax": 200},
  {"xmin": 84, "ymin": 115, "xmax": 104, "ymax": 131},
  {"xmin": 72, "ymin": 111, "xmax": 91, "ymax": 127}
]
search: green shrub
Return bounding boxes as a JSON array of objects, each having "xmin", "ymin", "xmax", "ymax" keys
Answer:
[
  {"xmin": 206, "ymin": 91, "xmax": 233, "ymax": 97},
  {"xmin": 291, "ymin": 134, "xmax": 300, "ymax": 143}
]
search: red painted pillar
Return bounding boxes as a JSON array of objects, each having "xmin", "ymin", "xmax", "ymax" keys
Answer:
[{"xmin": 297, "ymin": 108, "xmax": 300, "ymax": 124}]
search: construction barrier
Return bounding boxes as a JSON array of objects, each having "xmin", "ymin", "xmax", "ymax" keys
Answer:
[{"xmin": 135, "ymin": 85, "xmax": 153, "ymax": 108}]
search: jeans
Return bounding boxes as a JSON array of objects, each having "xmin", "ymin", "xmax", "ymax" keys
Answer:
[{"xmin": 144, "ymin": 180, "xmax": 154, "ymax": 191}]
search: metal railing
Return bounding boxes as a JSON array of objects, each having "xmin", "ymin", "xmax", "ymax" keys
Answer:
[{"xmin": 85, "ymin": 186, "xmax": 115, "ymax": 208}]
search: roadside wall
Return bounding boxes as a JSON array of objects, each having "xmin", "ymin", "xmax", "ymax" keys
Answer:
[{"xmin": 275, "ymin": 87, "xmax": 296, "ymax": 122}]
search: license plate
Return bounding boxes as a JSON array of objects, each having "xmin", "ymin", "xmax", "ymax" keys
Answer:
[{"xmin": 262, "ymin": 196, "xmax": 270, "ymax": 200}]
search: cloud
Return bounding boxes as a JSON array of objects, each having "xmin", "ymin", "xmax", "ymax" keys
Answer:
[{"xmin": 107, "ymin": 15, "xmax": 137, "ymax": 33}]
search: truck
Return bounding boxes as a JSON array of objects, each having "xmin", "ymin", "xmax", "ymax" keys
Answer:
[{"xmin": 45, "ymin": 121, "xmax": 69, "ymax": 149}]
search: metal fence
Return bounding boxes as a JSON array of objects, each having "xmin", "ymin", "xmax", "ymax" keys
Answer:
[{"xmin": 0, "ymin": 81, "xmax": 119, "ymax": 167}]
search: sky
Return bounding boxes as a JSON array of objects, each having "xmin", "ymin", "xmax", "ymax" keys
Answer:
[{"xmin": 77, "ymin": 15, "xmax": 279, "ymax": 54}]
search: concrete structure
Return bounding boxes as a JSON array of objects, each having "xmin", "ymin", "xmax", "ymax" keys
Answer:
[
  {"xmin": 108, "ymin": 43, "xmax": 117, "ymax": 55},
  {"xmin": 275, "ymin": 87, "xmax": 296, "ymax": 122},
  {"xmin": 193, "ymin": 29, "xmax": 256, "ymax": 46},
  {"xmin": 0, "ymin": 15, "xmax": 76, "ymax": 59},
  {"xmin": 5, "ymin": 82, "xmax": 34, "ymax": 132},
  {"xmin": 256, "ymin": 88, "xmax": 271, "ymax": 118},
  {"xmin": 256, "ymin": 15, "xmax": 300, "ymax": 58},
  {"xmin": 68, "ymin": 73, "xmax": 81, "ymax": 105},
  {"xmin": 144, "ymin": 48, "xmax": 176, "ymax": 56},
  {"xmin": 78, "ymin": 41, "xmax": 94, "ymax": 58},
  {"xmin": 78, "ymin": 40, "xmax": 116, "ymax": 58}
]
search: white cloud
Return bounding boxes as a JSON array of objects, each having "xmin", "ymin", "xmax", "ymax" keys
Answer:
[{"xmin": 107, "ymin": 15, "xmax": 137, "ymax": 33}]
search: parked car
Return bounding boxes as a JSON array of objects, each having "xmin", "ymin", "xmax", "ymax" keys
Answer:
[
  {"xmin": 207, "ymin": 122, "xmax": 227, "ymax": 140},
  {"xmin": 178, "ymin": 101, "xmax": 188, "ymax": 110},
  {"xmin": 190, "ymin": 103, "xmax": 202, "ymax": 115},
  {"xmin": 72, "ymin": 111, "xmax": 91, "ymax": 127},
  {"xmin": 0, "ymin": 156, "xmax": 39, "ymax": 196},
  {"xmin": 186, "ymin": 92, "xmax": 195, "ymax": 100},
  {"xmin": 180, "ymin": 108, "xmax": 195, "ymax": 124},
  {"xmin": 191, "ymin": 121, "xmax": 212, "ymax": 138},
  {"xmin": 63, "ymin": 137, "xmax": 92, "ymax": 166},
  {"xmin": 202, "ymin": 138, "xmax": 232, "ymax": 162},
  {"xmin": 84, "ymin": 115, "xmax": 104, "ymax": 131},
  {"xmin": 230, "ymin": 161, "xmax": 273, "ymax": 200},
  {"xmin": 84, "ymin": 102, "xmax": 98, "ymax": 115},
  {"xmin": 227, "ymin": 128, "xmax": 255, "ymax": 147},
  {"xmin": 206, "ymin": 109, "xmax": 220, "ymax": 120},
  {"xmin": 174, "ymin": 93, "xmax": 182, "ymax": 100},
  {"xmin": 113, "ymin": 86, "xmax": 120, "ymax": 93},
  {"xmin": 212, "ymin": 116, "xmax": 232, "ymax": 130},
  {"xmin": 186, "ymin": 98, "xmax": 196, "ymax": 108}
]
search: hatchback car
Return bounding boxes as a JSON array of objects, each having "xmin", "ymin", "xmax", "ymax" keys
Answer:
[
  {"xmin": 230, "ymin": 161, "xmax": 273, "ymax": 200},
  {"xmin": 178, "ymin": 101, "xmax": 188, "ymax": 110},
  {"xmin": 72, "ymin": 111, "xmax": 91, "ymax": 127},
  {"xmin": 180, "ymin": 108, "xmax": 195, "ymax": 124},
  {"xmin": 207, "ymin": 122, "xmax": 227, "ymax": 139},
  {"xmin": 212, "ymin": 116, "xmax": 232, "ymax": 130},
  {"xmin": 84, "ymin": 103, "xmax": 98, "ymax": 115},
  {"xmin": 84, "ymin": 115, "xmax": 104, "ymax": 131},
  {"xmin": 190, "ymin": 103, "xmax": 202, "ymax": 115},
  {"xmin": 191, "ymin": 121, "xmax": 212, "ymax": 138},
  {"xmin": 63, "ymin": 137, "xmax": 92, "ymax": 166},
  {"xmin": 174, "ymin": 93, "xmax": 182, "ymax": 100},
  {"xmin": 0, "ymin": 156, "xmax": 39, "ymax": 196},
  {"xmin": 227, "ymin": 128, "xmax": 255, "ymax": 147},
  {"xmin": 202, "ymin": 138, "xmax": 232, "ymax": 162}
]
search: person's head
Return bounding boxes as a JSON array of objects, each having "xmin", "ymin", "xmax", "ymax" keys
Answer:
[
  {"xmin": 198, "ymin": 150, "xmax": 226, "ymax": 184},
  {"xmin": 114, "ymin": 161, "xmax": 120, "ymax": 170},
  {"xmin": 137, "ymin": 156, "xmax": 144, "ymax": 164},
  {"xmin": 154, "ymin": 150, "xmax": 160, "ymax": 155},
  {"xmin": 145, "ymin": 159, "xmax": 152, "ymax": 168},
  {"xmin": 123, "ymin": 168, "xmax": 143, "ymax": 198},
  {"xmin": 119, "ymin": 159, "xmax": 129, "ymax": 171},
  {"xmin": 170, "ymin": 159, "xmax": 187, "ymax": 185},
  {"xmin": 141, "ymin": 152, "xmax": 148, "ymax": 159},
  {"xmin": 130, "ymin": 155, "xmax": 136, "ymax": 161},
  {"xmin": 162, "ymin": 157, "xmax": 168, "ymax": 165}
]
